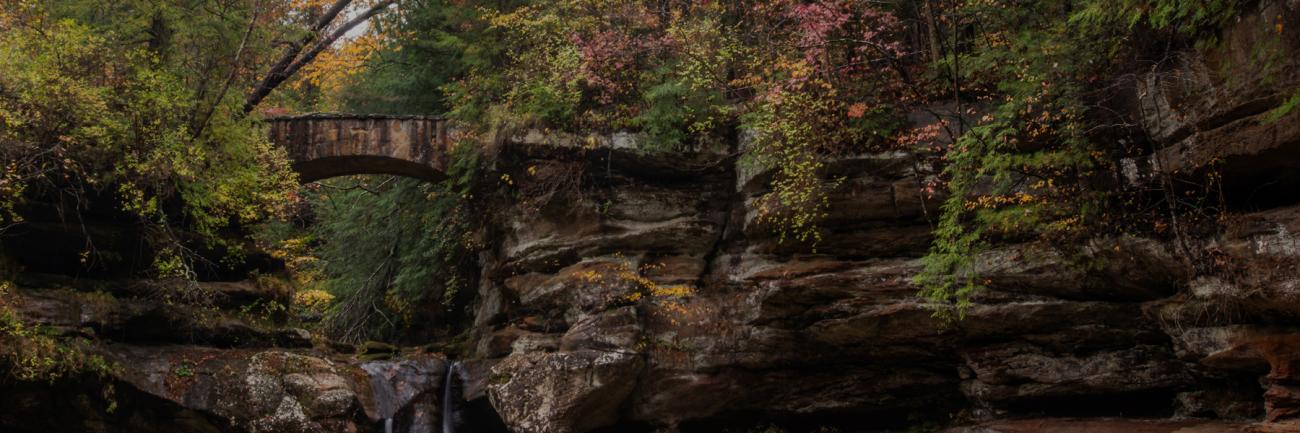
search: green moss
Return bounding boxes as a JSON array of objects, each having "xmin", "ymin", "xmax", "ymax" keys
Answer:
[{"xmin": 1264, "ymin": 89, "xmax": 1300, "ymax": 123}]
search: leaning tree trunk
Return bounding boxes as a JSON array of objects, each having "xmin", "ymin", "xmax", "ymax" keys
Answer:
[{"xmin": 242, "ymin": 0, "xmax": 396, "ymax": 114}]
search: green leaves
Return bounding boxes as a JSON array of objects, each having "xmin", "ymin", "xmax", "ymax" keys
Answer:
[
  {"xmin": 0, "ymin": 6, "xmax": 297, "ymax": 273},
  {"xmin": 305, "ymin": 145, "xmax": 482, "ymax": 342},
  {"xmin": 1070, "ymin": 0, "xmax": 1244, "ymax": 47},
  {"xmin": 915, "ymin": 0, "xmax": 1149, "ymax": 314},
  {"xmin": 635, "ymin": 62, "xmax": 731, "ymax": 152}
]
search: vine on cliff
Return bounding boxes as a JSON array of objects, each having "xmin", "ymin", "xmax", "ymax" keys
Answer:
[{"xmin": 913, "ymin": 0, "xmax": 1249, "ymax": 316}]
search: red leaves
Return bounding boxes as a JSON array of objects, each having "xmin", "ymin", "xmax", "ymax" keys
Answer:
[
  {"xmin": 788, "ymin": 0, "xmax": 851, "ymax": 64},
  {"xmin": 570, "ymin": 29, "xmax": 672, "ymax": 104}
]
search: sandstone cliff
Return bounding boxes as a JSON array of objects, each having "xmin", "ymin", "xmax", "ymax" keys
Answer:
[{"xmin": 3, "ymin": 3, "xmax": 1300, "ymax": 433}]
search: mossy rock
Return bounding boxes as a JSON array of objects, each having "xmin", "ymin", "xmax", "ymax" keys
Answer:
[
  {"xmin": 356, "ymin": 352, "xmax": 395, "ymax": 361},
  {"xmin": 326, "ymin": 340, "xmax": 355, "ymax": 354},
  {"xmin": 358, "ymin": 340, "xmax": 398, "ymax": 355}
]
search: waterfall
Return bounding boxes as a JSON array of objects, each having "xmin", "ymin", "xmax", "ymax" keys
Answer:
[
  {"xmin": 442, "ymin": 361, "xmax": 461, "ymax": 433},
  {"xmin": 361, "ymin": 363, "xmax": 399, "ymax": 419},
  {"xmin": 385, "ymin": 418, "xmax": 394, "ymax": 433}
]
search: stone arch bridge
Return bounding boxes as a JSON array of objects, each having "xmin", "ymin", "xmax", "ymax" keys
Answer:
[{"xmin": 267, "ymin": 113, "xmax": 451, "ymax": 183}]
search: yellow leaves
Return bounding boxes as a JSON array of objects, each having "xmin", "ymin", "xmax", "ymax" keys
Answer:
[
  {"xmin": 779, "ymin": 59, "xmax": 815, "ymax": 81},
  {"xmin": 291, "ymin": 32, "xmax": 384, "ymax": 108},
  {"xmin": 964, "ymin": 192, "xmax": 1037, "ymax": 211},
  {"xmin": 267, "ymin": 236, "xmax": 310, "ymax": 260},
  {"xmin": 985, "ymin": 31, "xmax": 1011, "ymax": 48},
  {"xmin": 728, "ymin": 72, "xmax": 764, "ymax": 89},
  {"xmin": 1044, "ymin": 215, "xmax": 1081, "ymax": 232},
  {"xmin": 1, "ymin": 279, "xmax": 118, "ymax": 384},
  {"xmin": 487, "ymin": 4, "xmax": 539, "ymax": 29},
  {"xmin": 567, "ymin": 257, "xmax": 696, "ymax": 315},
  {"xmin": 292, "ymin": 0, "xmax": 342, "ymax": 9},
  {"xmin": 294, "ymin": 289, "xmax": 335, "ymax": 312},
  {"xmin": 577, "ymin": 269, "xmax": 602, "ymax": 283},
  {"xmin": 650, "ymin": 284, "xmax": 693, "ymax": 298}
]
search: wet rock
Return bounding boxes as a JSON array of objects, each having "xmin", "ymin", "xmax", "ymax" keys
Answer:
[
  {"xmin": 100, "ymin": 346, "xmax": 357, "ymax": 433},
  {"xmin": 475, "ymin": 325, "xmax": 563, "ymax": 358},
  {"xmin": 358, "ymin": 356, "xmax": 447, "ymax": 432},
  {"xmin": 457, "ymin": 359, "xmax": 499, "ymax": 402},
  {"xmin": 973, "ymin": 237, "xmax": 1186, "ymax": 301},
  {"xmin": 1176, "ymin": 388, "xmax": 1265, "ymax": 420},
  {"xmin": 8, "ymin": 287, "xmax": 278, "ymax": 347},
  {"xmin": 502, "ymin": 260, "xmax": 643, "ymax": 319},
  {"xmin": 275, "ymin": 328, "xmax": 314, "ymax": 349},
  {"xmin": 488, "ymin": 350, "xmax": 644, "ymax": 433},
  {"xmin": 960, "ymin": 342, "xmax": 1194, "ymax": 409},
  {"xmin": 94, "ymin": 344, "xmax": 446, "ymax": 433},
  {"xmin": 559, "ymin": 307, "xmax": 642, "ymax": 353},
  {"xmin": 359, "ymin": 341, "xmax": 398, "ymax": 355},
  {"xmin": 631, "ymin": 364, "xmax": 958, "ymax": 426},
  {"xmin": 1247, "ymin": 420, "xmax": 1300, "ymax": 433}
]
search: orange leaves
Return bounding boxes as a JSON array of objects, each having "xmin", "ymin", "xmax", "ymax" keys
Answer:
[
  {"xmin": 964, "ymin": 192, "xmax": 1038, "ymax": 211},
  {"xmin": 290, "ymin": 32, "xmax": 384, "ymax": 108},
  {"xmin": 846, "ymin": 102, "xmax": 868, "ymax": 118},
  {"xmin": 292, "ymin": 0, "xmax": 339, "ymax": 9}
]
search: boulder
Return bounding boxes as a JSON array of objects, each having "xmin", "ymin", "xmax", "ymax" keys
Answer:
[
  {"xmin": 96, "ymin": 345, "xmax": 447, "ymax": 433},
  {"xmin": 487, "ymin": 350, "xmax": 644, "ymax": 433}
]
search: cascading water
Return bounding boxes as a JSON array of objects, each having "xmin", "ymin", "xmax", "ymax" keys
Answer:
[
  {"xmin": 442, "ymin": 361, "xmax": 461, "ymax": 433},
  {"xmin": 360, "ymin": 358, "xmax": 456, "ymax": 433},
  {"xmin": 362, "ymin": 362, "xmax": 399, "ymax": 418}
]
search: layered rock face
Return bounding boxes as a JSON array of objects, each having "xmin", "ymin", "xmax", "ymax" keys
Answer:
[
  {"xmin": 4, "ymin": 3, "xmax": 1300, "ymax": 433},
  {"xmin": 467, "ymin": 137, "xmax": 1234, "ymax": 433},
  {"xmin": 465, "ymin": 4, "xmax": 1300, "ymax": 433}
]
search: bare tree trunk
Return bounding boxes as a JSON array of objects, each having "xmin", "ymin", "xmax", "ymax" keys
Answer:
[
  {"xmin": 922, "ymin": 0, "xmax": 942, "ymax": 64},
  {"xmin": 242, "ymin": 0, "xmax": 390, "ymax": 114},
  {"xmin": 271, "ymin": 0, "xmax": 397, "ymax": 98},
  {"xmin": 193, "ymin": 5, "xmax": 261, "ymax": 138}
]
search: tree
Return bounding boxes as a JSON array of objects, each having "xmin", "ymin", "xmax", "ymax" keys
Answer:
[
  {"xmin": 242, "ymin": 0, "xmax": 399, "ymax": 114},
  {"xmin": 0, "ymin": 1, "xmax": 308, "ymax": 280}
]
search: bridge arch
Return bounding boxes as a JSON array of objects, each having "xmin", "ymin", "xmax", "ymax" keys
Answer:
[{"xmin": 268, "ymin": 114, "xmax": 450, "ymax": 183}]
